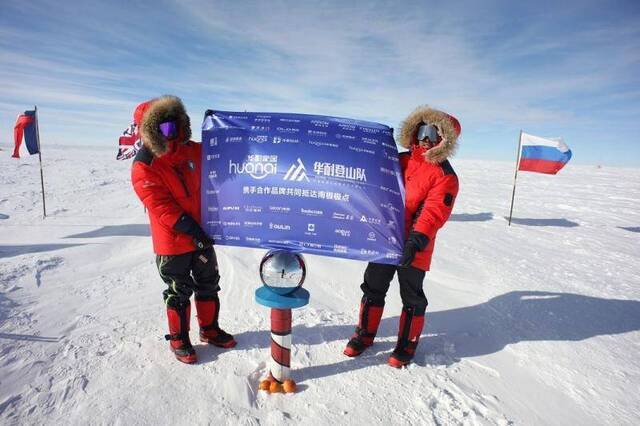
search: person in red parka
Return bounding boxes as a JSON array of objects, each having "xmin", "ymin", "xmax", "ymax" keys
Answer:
[
  {"xmin": 131, "ymin": 95, "xmax": 236, "ymax": 364},
  {"xmin": 344, "ymin": 105, "xmax": 461, "ymax": 368}
]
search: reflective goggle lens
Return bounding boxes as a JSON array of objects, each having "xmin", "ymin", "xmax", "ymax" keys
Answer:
[
  {"xmin": 417, "ymin": 124, "xmax": 439, "ymax": 142},
  {"xmin": 159, "ymin": 121, "xmax": 178, "ymax": 139}
]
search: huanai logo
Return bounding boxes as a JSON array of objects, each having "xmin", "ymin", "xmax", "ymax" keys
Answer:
[
  {"xmin": 248, "ymin": 135, "xmax": 269, "ymax": 143},
  {"xmin": 284, "ymin": 158, "xmax": 310, "ymax": 182},
  {"xmin": 229, "ymin": 155, "xmax": 278, "ymax": 180},
  {"xmin": 313, "ymin": 161, "xmax": 367, "ymax": 182},
  {"xmin": 311, "ymin": 120, "xmax": 329, "ymax": 128},
  {"xmin": 269, "ymin": 223, "xmax": 291, "ymax": 231}
]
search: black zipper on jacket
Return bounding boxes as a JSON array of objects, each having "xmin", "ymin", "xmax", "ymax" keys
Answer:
[{"xmin": 173, "ymin": 167, "xmax": 190, "ymax": 197}]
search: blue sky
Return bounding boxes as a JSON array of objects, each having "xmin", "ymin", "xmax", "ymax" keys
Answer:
[{"xmin": 1, "ymin": 0, "xmax": 639, "ymax": 166}]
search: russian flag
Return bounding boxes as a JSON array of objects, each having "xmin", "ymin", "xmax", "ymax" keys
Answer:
[
  {"xmin": 518, "ymin": 132, "xmax": 571, "ymax": 175},
  {"xmin": 13, "ymin": 110, "xmax": 40, "ymax": 158}
]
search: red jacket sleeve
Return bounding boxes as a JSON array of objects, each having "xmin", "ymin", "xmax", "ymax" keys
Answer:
[
  {"xmin": 412, "ymin": 173, "xmax": 459, "ymax": 240},
  {"xmin": 131, "ymin": 162, "xmax": 184, "ymax": 229}
]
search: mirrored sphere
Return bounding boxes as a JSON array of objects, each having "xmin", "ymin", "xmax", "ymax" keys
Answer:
[{"xmin": 260, "ymin": 250, "xmax": 306, "ymax": 294}]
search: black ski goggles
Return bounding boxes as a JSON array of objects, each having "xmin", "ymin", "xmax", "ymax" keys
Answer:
[
  {"xmin": 416, "ymin": 124, "xmax": 439, "ymax": 142},
  {"xmin": 159, "ymin": 120, "xmax": 178, "ymax": 139}
]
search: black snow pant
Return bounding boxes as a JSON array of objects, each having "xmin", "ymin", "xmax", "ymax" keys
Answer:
[
  {"xmin": 360, "ymin": 262, "xmax": 428, "ymax": 316},
  {"xmin": 155, "ymin": 247, "xmax": 221, "ymax": 308}
]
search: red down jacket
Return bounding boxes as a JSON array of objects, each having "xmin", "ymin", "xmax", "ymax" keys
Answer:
[
  {"xmin": 131, "ymin": 95, "xmax": 202, "ymax": 255},
  {"xmin": 397, "ymin": 106, "xmax": 461, "ymax": 271}
]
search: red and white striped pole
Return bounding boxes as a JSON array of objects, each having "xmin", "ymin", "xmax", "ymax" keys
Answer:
[
  {"xmin": 270, "ymin": 308, "xmax": 292, "ymax": 382},
  {"xmin": 259, "ymin": 308, "xmax": 296, "ymax": 393},
  {"xmin": 256, "ymin": 250, "xmax": 309, "ymax": 394}
]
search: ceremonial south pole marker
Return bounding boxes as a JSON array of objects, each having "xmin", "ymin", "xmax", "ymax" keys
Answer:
[{"xmin": 255, "ymin": 250, "xmax": 310, "ymax": 394}]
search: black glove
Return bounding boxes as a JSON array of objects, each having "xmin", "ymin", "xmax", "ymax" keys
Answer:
[
  {"xmin": 173, "ymin": 214, "xmax": 214, "ymax": 250},
  {"xmin": 398, "ymin": 231, "xmax": 429, "ymax": 268}
]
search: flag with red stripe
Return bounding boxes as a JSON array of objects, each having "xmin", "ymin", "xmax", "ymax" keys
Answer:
[
  {"xmin": 117, "ymin": 122, "xmax": 142, "ymax": 160},
  {"xmin": 13, "ymin": 110, "xmax": 39, "ymax": 158}
]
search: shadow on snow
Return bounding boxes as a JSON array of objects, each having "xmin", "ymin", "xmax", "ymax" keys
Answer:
[
  {"xmin": 618, "ymin": 226, "xmax": 640, "ymax": 233},
  {"xmin": 64, "ymin": 224, "xmax": 150, "ymax": 239},
  {"xmin": 0, "ymin": 244, "xmax": 85, "ymax": 259},
  {"xmin": 504, "ymin": 217, "xmax": 579, "ymax": 227},
  {"xmin": 233, "ymin": 291, "xmax": 640, "ymax": 382},
  {"xmin": 450, "ymin": 212, "xmax": 493, "ymax": 222}
]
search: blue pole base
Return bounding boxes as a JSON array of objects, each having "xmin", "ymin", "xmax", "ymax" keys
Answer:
[{"xmin": 255, "ymin": 286, "xmax": 310, "ymax": 309}]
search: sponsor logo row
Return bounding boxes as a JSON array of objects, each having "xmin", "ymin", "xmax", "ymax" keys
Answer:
[
  {"xmin": 204, "ymin": 233, "xmax": 401, "ymax": 259},
  {"xmin": 223, "ymin": 115, "xmax": 392, "ymax": 133},
  {"xmin": 209, "ymin": 133, "xmax": 398, "ymax": 148}
]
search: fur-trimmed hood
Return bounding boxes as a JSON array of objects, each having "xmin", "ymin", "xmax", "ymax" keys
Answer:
[
  {"xmin": 137, "ymin": 95, "xmax": 192, "ymax": 157},
  {"xmin": 398, "ymin": 106, "xmax": 461, "ymax": 164}
]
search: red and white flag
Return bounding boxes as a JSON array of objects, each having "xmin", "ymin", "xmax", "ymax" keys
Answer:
[{"xmin": 116, "ymin": 122, "xmax": 142, "ymax": 160}]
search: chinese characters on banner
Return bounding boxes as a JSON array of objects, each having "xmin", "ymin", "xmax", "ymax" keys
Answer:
[{"xmin": 201, "ymin": 110, "xmax": 405, "ymax": 264}]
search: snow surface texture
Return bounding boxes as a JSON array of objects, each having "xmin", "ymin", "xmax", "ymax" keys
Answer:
[{"xmin": 1, "ymin": 147, "xmax": 639, "ymax": 425}]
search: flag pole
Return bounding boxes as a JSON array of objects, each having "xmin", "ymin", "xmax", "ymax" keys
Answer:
[
  {"xmin": 508, "ymin": 130, "xmax": 523, "ymax": 226},
  {"xmin": 35, "ymin": 105, "xmax": 47, "ymax": 218}
]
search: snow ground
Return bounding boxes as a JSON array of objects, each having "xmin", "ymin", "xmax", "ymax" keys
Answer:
[{"xmin": 1, "ymin": 146, "xmax": 639, "ymax": 425}]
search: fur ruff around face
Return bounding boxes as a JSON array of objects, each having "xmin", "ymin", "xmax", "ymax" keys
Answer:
[
  {"xmin": 398, "ymin": 106, "xmax": 460, "ymax": 164},
  {"xmin": 139, "ymin": 95, "xmax": 192, "ymax": 157}
]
